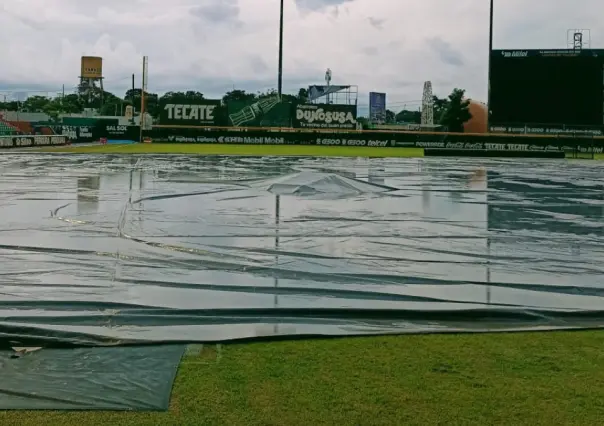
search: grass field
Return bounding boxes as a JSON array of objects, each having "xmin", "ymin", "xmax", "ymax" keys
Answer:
[
  {"xmin": 37, "ymin": 143, "xmax": 604, "ymax": 160},
  {"xmin": 39, "ymin": 143, "xmax": 425, "ymax": 157},
  {"xmin": 3, "ymin": 331, "xmax": 604, "ymax": 426}
]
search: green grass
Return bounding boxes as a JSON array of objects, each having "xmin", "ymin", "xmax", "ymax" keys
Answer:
[
  {"xmin": 37, "ymin": 143, "xmax": 604, "ymax": 160},
  {"xmin": 3, "ymin": 331, "xmax": 604, "ymax": 425},
  {"xmin": 39, "ymin": 143, "xmax": 424, "ymax": 158}
]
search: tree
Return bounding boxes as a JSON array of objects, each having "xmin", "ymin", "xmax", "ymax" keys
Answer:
[
  {"xmin": 257, "ymin": 89, "xmax": 277, "ymax": 99},
  {"xmin": 297, "ymin": 88, "xmax": 308, "ymax": 103},
  {"xmin": 432, "ymin": 95, "xmax": 449, "ymax": 123},
  {"xmin": 60, "ymin": 94, "xmax": 84, "ymax": 114},
  {"xmin": 356, "ymin": 116, "xmax": 370, "ymax": 130},
  {"xmin": 0, "ymin": 100, "xmax": 21, "ymax": 111},
  {"xmin": 159, "ymin": 91, "xmax": 205, "ymax": 104},
  {"xmin": 125, "ymin": 88, "xmax": 160, "ymax": 117},
  {"xmin": 385, "ymin": 109, "xmax": 396, "ymax": 123},
  {"xmin": 222, "ymin": 89, "xmax": 256, "ymax": 104},
  {"xmin": 22, "ymin": 95, "xmax": 51, "ymax": 112},
  {"xmin": 395, "ymin": 109, "xmax": 421, "ymax": 123},
  {"xmin": 439, "ymin": 88, "xmax": 472, "ymax": 132}
]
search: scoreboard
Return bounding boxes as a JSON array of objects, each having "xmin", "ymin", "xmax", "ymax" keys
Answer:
[{"xmin": 490, "ymin": 49, "xmax": 604, "ymax": 127}]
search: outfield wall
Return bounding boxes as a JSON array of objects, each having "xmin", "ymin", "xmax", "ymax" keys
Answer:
[{"xmin": 2, "ymin": 124, "xmax": 603, "ymax": 157}]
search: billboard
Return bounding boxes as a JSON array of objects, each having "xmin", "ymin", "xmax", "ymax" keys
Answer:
[
  {"xmin": 369, "ymin": 92, "xmax": 386, "ymax": 123},
  {"xmin": 227, "ymin": 96, "xmax": 292, "ymax": 127},
  {"xmin": 490, "ymin": 49, "xmax": 604, "ymax": 126},
  {"xmin": 80, "ymin": 56, "xmax": 103, "ymax": 79},
  {"xmin": 159, "ymin": 99, "xmax": 222, "ymax": 126},
  {"xmin": 292, "ymin": 103, "xmax": 357, "ymax": 129}
]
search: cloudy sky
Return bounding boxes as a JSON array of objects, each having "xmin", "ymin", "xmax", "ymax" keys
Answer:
[{"xmin": 0, "ymin": 0, "xmax": 602, "ymax": 113}]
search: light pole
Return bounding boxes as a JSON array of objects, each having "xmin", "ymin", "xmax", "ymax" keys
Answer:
[
  {"xmin": 277, "ymin": 0, "xmax": 284, "ymax": 97},
  {"xmin": 486, "ymin": 0, "xmax": 494, "ymax": 132}
]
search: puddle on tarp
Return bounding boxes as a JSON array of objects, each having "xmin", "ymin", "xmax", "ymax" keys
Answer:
[{"xmin": 0, "ymin": 154, "xmax": 603, "ymax": 345}]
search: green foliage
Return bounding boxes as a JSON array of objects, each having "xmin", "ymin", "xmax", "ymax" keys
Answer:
[
  {"xmin": 385, "ymin": 109, "xmax": 395, "ymax": 123},
  {"xmin": 435, "ymin": 88, "xmax": 472, "ymax": 132},
  {"xmin": 356, "ymin": 116, "xmax": 370, "ymax": 129},
  {"xmin": 222, "ymin": 89, "xmax": 256, "ymax": 104},
  {"xmin": 124, "ymin": 89, "xmax": 160, "ymax": 117},
  {"xmin": 395, "ymin": 109, "xmax": 421, "ymax": 124}
]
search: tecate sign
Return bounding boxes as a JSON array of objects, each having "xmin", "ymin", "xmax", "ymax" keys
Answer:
[{"xmin": 163, "ymin": 104, "xmax": 216, "ymax": 122}]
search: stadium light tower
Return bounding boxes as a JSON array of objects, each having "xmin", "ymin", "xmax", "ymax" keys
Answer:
[
  {"xmin": 277, "ymin": 0, "xmax": 284, "ymax": 98},
  {"xmin": 486, "ymin": 0, "xmax": 494, "ymax": 132}
]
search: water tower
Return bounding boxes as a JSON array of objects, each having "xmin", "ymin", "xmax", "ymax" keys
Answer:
[{"xmin": 79, "ymin": 56, "xmax": 104, "ymax": 106}]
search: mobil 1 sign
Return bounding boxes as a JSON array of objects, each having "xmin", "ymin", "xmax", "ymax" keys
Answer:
[
  {"xmin": 159, "ymin": 99, "xmax": 221, "ymax": 125},
  {"xmin": 293, "ymin": 103, "xmax": 357, "ymax": 129}
]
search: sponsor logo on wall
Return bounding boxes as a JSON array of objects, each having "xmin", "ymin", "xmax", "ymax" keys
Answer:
[
  {"xmin": 60, "ymin": 126, "xmax": 93, "ymax": 140},
  {"xmin": 490, "ymin": 125, "xmax": 604, "ymax": 136},
  {"xmin": 416, "ymin": 141, "xmax": 564, "ymax": 151},
  {"xmin": 159, "ymin": 100, "xmax": 221, "ymax": 125},
  {"xmin": 105, "ymin": 125, "xmax": 131, "ymax": 137},
  {"xmin": 293, "ymin": 104, "xmax": 357, "ymax": 129},
  {"xmin": 0, "ymin": 135, "xmax": 67, "ymax": 148},
  {"xmin": 315, "ymin": 138, "xmax": 390, "ymax": 147},
  {"xmin": 166, "ymin": 135, "xmax": 287, "ymax": 144},
  {"xmin": 155, "ymin": 129, "xmax": 603, "ymax": 153}
]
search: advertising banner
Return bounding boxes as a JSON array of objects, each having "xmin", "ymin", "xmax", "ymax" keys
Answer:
[
  {"xmin": 369, "ymin": 92, "xmax": 386, "ymax": 123},
  {"xmin": 148, "ymin": 127, "xmax": 604, "ymax": 156},
  {"xmin": 490, "ymin": 124, "xmax": 604, "ymax": 136},
  {"xmin": 292, "ymin": 103, "xmax": 357, "ymax": 129},
  {"xmin": 57, "ymin": 125, "xmax": 96, "ymax": 143},
  {"xmin": 0, "ymin": 135, "xmax": 67, "ymax": 148},
  {"xmin": 159, "ymin": 99, "xmax": 222, "ymax": 126},
  {"xmin": 103, "ymin": 125, "xmax": 140, "ymax": 140},
  {"xmin": 226, "ymin": 97, "xmax": 291, "ymax": 127}
]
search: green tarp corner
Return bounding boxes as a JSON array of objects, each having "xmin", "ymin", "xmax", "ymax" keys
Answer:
[{"xmin": 0, "ymin": 345, "xmax": 185, "ymax": 410}]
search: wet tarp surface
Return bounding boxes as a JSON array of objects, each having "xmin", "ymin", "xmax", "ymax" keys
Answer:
[
  {"xmin": 0, "ymin": 344, "xmax": 185, "ymax": 410},
  {"xmin": 0, "ymin": 154, "xmax": 603, "ymax": 344}
]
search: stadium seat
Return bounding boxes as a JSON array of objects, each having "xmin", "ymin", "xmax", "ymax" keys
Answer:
[
  {"xmin": 7, "ymin": 121, "xmax": 33, "ymax": 134},
  {"xmin": 0, "ymin": 120, "xmax": 19, "ymax": 135}
]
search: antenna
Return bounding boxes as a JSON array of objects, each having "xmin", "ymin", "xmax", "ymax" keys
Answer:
[
  {"xmin": 325, "ymin": 68, "xmax": 332, "ymax": 104},
  {"xmin": 421, "ymin": 81, "xmax": 434, "ymax": 126},
  {"xmin": 567, "ymin": 29, "xmax": 591, "ymax": 50}
]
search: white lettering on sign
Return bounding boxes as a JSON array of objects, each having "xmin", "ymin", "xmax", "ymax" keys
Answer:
[
  {"xmin": 416, "ymin": 142, "xmax": 445, "ymax": 148},
  {"xmin": 164, "ymin": 104, "xmax": 216, "ymax": 122},
  {"xmin": 315, "ymin": 138, "xmax": 389, "ymax": 147},
  {"xmin": 502, "ymin": 50, "xmax": 528, "ymax": 57},
  {"xmin": 296, "ymin": 108, "xmax": 355, "ymax": 124}
]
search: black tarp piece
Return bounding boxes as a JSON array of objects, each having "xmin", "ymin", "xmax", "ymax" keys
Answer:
[
  {"xmin": 0, "ymin": 345, "xmax": 185, "ymax": 410},
  {"xmin": 0, "ymin": 155, "xmax": 602, "ymax": 345}
]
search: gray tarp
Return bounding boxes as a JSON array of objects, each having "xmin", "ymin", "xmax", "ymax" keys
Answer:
[{"xmin": 0, "ymin": 154, "xmax": 603, "ymax": 346}]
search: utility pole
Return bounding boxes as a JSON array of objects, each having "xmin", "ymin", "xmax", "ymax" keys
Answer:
[
  {"xmin": 277, "ymin": 0, "xmax": 284, "ymax": 97},
  {"xmin": 486, "ymin": 0, "xmax": 494, "ymax": 132}
]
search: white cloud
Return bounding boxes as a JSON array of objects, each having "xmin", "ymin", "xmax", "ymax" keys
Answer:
[{"xmin": 0, "ymin": 0, "xmax": 602, "ymax": 112}]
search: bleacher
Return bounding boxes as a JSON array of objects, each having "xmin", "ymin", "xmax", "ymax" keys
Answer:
[
  {"xmin": 0, "ymin": 120, "xmax": 19, "ymax": 136},
  {"xmin": 7, "ymin": 120, "xmax": 33, "ymax": 134}
]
